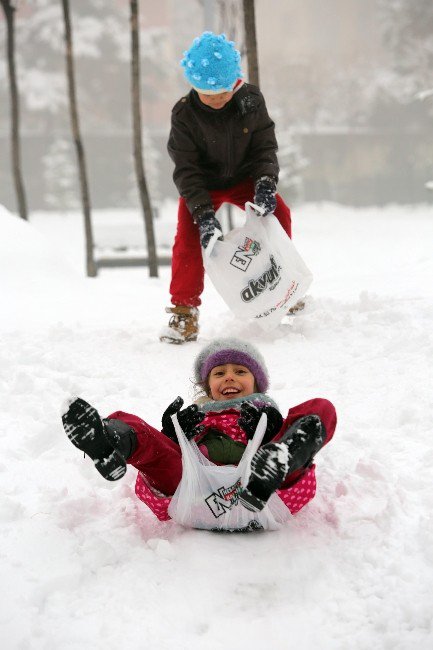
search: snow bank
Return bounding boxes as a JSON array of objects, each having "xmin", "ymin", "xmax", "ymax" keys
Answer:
[
  {"xmin": 0, "ymin": 204, "xmax": 169, "ymax": 331},
  {"xmin": 0, "ymin": 204, "xmax": 77, "ymax": 285},
  {"xmin": 0, "ymin": 204, "xmax": 82, "ymax": 330}
]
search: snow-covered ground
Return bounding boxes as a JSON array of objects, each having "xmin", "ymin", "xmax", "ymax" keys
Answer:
[{"xmin": 1, "ymin": 201, "xmax": 433, "ymax": 649}]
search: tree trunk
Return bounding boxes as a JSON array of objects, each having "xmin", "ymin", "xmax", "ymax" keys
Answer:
[
  {"xmin": 130, "ymin": 0, "xmax": 158, "ymax": 277},
  {"xmin": 242, "ymin": 0, "xmax": 259, "ymax": 86},
  {"xmin": 61, "ymin": 0, "xmax": 97, "ymax": 278},
  {"xmin": 1, "ymin": 0, "xmax": 28, "ymax": 220}
]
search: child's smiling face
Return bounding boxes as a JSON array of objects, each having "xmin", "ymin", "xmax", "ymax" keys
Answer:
[
  {"xmin": 197, "ymin": 90, "xmax": 234, "ymax": 110},
  {"xmin": 208, "ymin": 363, "xmax": 256, "ymax": 401}
]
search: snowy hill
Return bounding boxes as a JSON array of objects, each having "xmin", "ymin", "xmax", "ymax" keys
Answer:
[{"xmin": 1, "ymin": 202, "xmax": 433, "ymax": 649}]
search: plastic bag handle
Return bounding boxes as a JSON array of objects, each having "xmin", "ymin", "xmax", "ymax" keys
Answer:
[
  {"xmin": 245, "ymin": 201, "xmax": 266, "ymax": 216},
  {"xmin": 202, "ymin": 227, "xmax": 223, "ymax": 259},
  {"xmin": 240, "ymin": 412, "xmax": 268, "ymax": 486}
]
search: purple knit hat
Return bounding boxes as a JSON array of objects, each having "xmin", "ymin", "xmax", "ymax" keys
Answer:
[{"xmin": 194, "ymin": 337, "xmax": 269, "ymax": 392}]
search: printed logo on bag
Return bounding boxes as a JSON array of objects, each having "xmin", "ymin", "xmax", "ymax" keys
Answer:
[
  {"xmin": 205, "ymin": 478, "xmax": 243, "ymax": 518},
  {"xmin": 255, "ymin": 280, "xmax": 299, "ymax": 318},
  {"xmin": 240, "ymin": 255, "xmax": 282, "ymax": 302},
  {"xmin": 230, "ymin": 237, "xmax": 261, "ymax": 272}
]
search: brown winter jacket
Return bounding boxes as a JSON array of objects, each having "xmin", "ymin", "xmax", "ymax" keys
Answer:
[{"xmin": 167, "ymin": 83, "xmax": 280, "ymax": 215}]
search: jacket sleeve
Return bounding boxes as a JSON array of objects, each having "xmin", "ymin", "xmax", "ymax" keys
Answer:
[
  {"xmin": 248, "ymin": 92, "xmax": 280, "ymax": 183},
  {"xmin": 167, "ymin": 109, "xmax": 213, "ymax": 215}
]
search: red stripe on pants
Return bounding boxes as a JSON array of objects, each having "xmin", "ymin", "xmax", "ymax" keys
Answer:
[{"xmin": 170, "ymin": 179, "xmax": 292, "ymax": 307}]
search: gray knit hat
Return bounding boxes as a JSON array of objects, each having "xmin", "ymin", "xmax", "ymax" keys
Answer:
[{"xmin": 194, "ymin": 337, "xmax": 269, "ymax": 392}]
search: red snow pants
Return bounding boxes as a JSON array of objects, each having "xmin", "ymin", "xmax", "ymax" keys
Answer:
[
  {"xmin": 108, "ymin": 398, "xmax": 336, "ymax": 521},
  {"xmin": 170, "ymin": 179, "xmax": 292, "ymax": 307}
]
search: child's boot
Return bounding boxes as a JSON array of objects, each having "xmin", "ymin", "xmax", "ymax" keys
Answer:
[
  {"xmin": 159, "ymin": 305, "xmax": 199, "ymax": 344},
  {"xmin": 103, "ymin": 417, "xmax": 138, "ymax": 461},
  {"xmin": 239, "ymin": 415, "xmax": 326, "ymax": 512},
  {"xmin": 287, "ymin": 299, "xmax": 306, "ymax": 315},
  {"xmin": 62, "ymin": 398, "xmax": 137, "ymax": 481},
  {"xmin": 287, "ymin": 294, "xmax": 313, "ymax": 315}
]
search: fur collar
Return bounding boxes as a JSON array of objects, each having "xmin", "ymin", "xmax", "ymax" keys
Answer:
[{"xmin": 198, "ymin": 392, "xmax": 279, "ymax": 414}]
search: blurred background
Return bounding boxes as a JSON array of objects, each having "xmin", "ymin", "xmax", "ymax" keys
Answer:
[{"xmin": 1, "ymin": 0, "xmax": 432, "ymax": 213}]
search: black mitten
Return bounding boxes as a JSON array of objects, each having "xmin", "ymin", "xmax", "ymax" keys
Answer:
[
  {"xmin": 193, "ymin": 205, "xmax": 223, "ymax": 249},
  {"xmin": 238, "ymin": 402, "xmax": 283, "ymax": 445},
  {"xmin": 253, "ymin": 176, "xmax": 277, "ymax": 215},
  {"xmin": 161, "ymin": 396, "xmax": 205, "ymax": 442}
]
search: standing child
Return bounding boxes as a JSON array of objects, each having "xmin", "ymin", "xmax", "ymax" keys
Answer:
[
  {"xmin": 62, "ymin": 338, "xmax": 336, "ymax": 523},
  {"xmin": 161, "ymin": 31, "xmax": 293, "ymax": 344}
]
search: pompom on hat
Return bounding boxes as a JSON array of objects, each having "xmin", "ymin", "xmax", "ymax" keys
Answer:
[
  {"xmin": 181, "ymin": 31, "xmax": 243, "ymax": 94},
  {"xmin": 194, "ymin": 338, "xmax": 269, "ymax": 393}
]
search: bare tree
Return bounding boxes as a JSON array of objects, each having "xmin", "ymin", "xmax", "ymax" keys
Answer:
[
  {"xmin": 242, "ymin": 0, "xmax": 259, "ymax": 86},
  {"xmin": 217, "ymin": 0, "xmax": 243, "ymax": 44},
  {"xmin": 130, "ymin": 0, "xmax": 158, "ymax": 277},
  {"xmin": 61, "ymin": 0, "xmax": 97, "ymax": 278},
  {"xmin": 382, "ymin": 0, "xmax": 433, "ymax": 94},
  {"xmin": 1, "ymin": 0, "xmax": 28, "ymax": 220}
]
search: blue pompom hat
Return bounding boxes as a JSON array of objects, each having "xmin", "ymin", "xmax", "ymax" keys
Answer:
[{"xmin": 181, "ymin": 31, "xmax": 243, "ymax": 94}]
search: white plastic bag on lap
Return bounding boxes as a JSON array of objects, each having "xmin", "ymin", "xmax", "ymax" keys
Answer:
[
  {"xmin": 167, "ymin": 412, "xmax": 291, "ymax": 532},
  {"xmin": 203, "ymin": 202, "xmax": 313, "ymax": 330}
]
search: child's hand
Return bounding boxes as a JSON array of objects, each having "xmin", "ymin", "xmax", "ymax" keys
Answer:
[
  {"xmin": 254, "ymin": 176, "xmax": 277, "ymax": 216},
  {"xmin": 194, "ymin": 206, "xmax": 223, "ymax": 250},
  {"xmin": 238, "ymin": 402, "xmax": 283, "ymax": 444},
  {"xmin": 161, "ymin": 396, "xmax": 205, "ymax": 442}
]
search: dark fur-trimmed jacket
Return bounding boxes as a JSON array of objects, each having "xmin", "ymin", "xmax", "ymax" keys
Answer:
[{"xmin": 167, "ymin": 83, "xmax": 280, "ymax": 215}]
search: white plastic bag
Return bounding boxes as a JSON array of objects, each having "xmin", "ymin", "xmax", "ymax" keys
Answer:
[
  {"xmin": 167, "ymin": 412, "xmax": 291, "ymax": 532},
  {"xmin": 203, "ymin": 202, "xmax": 313, "ymax": 330}
]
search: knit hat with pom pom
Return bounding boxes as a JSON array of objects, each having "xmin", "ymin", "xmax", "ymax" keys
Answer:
[
  {"xmin": 194, "ymin": 337, "xmax": 269, "ymax": 393},
  {"xmin": 181, "ymin": 31, "xmax": 243, "ymax": 94}
]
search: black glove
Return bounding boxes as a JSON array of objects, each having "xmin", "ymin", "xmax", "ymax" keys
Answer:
[
  {"xmin": 238, "ymin": 402, "xmax": 283, "ymax": 445},
  {"xmin": 161, "ymin": 396, "xmax": 205, "ymax": 442},
  {"xmin": 194, "ymin": 205, "xmax": 223, "ymax": 250},
  {"xmin": 253, "ymin": 176, "xmax": 277, "ymax": 216}
]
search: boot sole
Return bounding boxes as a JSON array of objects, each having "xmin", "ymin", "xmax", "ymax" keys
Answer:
[
  {"xmin": 62, "ymin": 398, "xmax": 126, "ymax": 481},
  {"xmin": 279, "ymin": 415, "xmax": 324, "ymax": 473},
  {"xmin": 159, "ymin": 334, "xmax": 198, "ymax": 344},
  {"xmin": 239, "ymin": 417, "xmax": 324, "ymax": 512},
  {"xmin": 239, "ymin": 443, "xmax": 289, "ymax": 512},
  {"xmin": 238, "ymin": 489, "xmax": 266, "ymax": 513}
]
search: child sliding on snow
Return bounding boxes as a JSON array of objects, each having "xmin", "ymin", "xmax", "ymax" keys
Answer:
[
  {"xmin": 161, "ymin": 31, "xmax": 295, "ymax": 344},
  {"xmin": 62, "ymin": 338, "xmax": 336, "ymax": 522}
]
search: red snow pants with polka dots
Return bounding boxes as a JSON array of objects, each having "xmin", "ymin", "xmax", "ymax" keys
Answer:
[
  {"xmin": 107, "ymin": 398, "xmax": 336, "ymax": 522},
  {"xmin": 170, "ymin": 178, "xmax": 292, "ymax": 308}
]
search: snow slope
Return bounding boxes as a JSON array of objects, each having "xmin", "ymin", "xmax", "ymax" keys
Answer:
[{"xmin": 1, "ymin": 203, "xmax": 433, "ymax": 649}]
